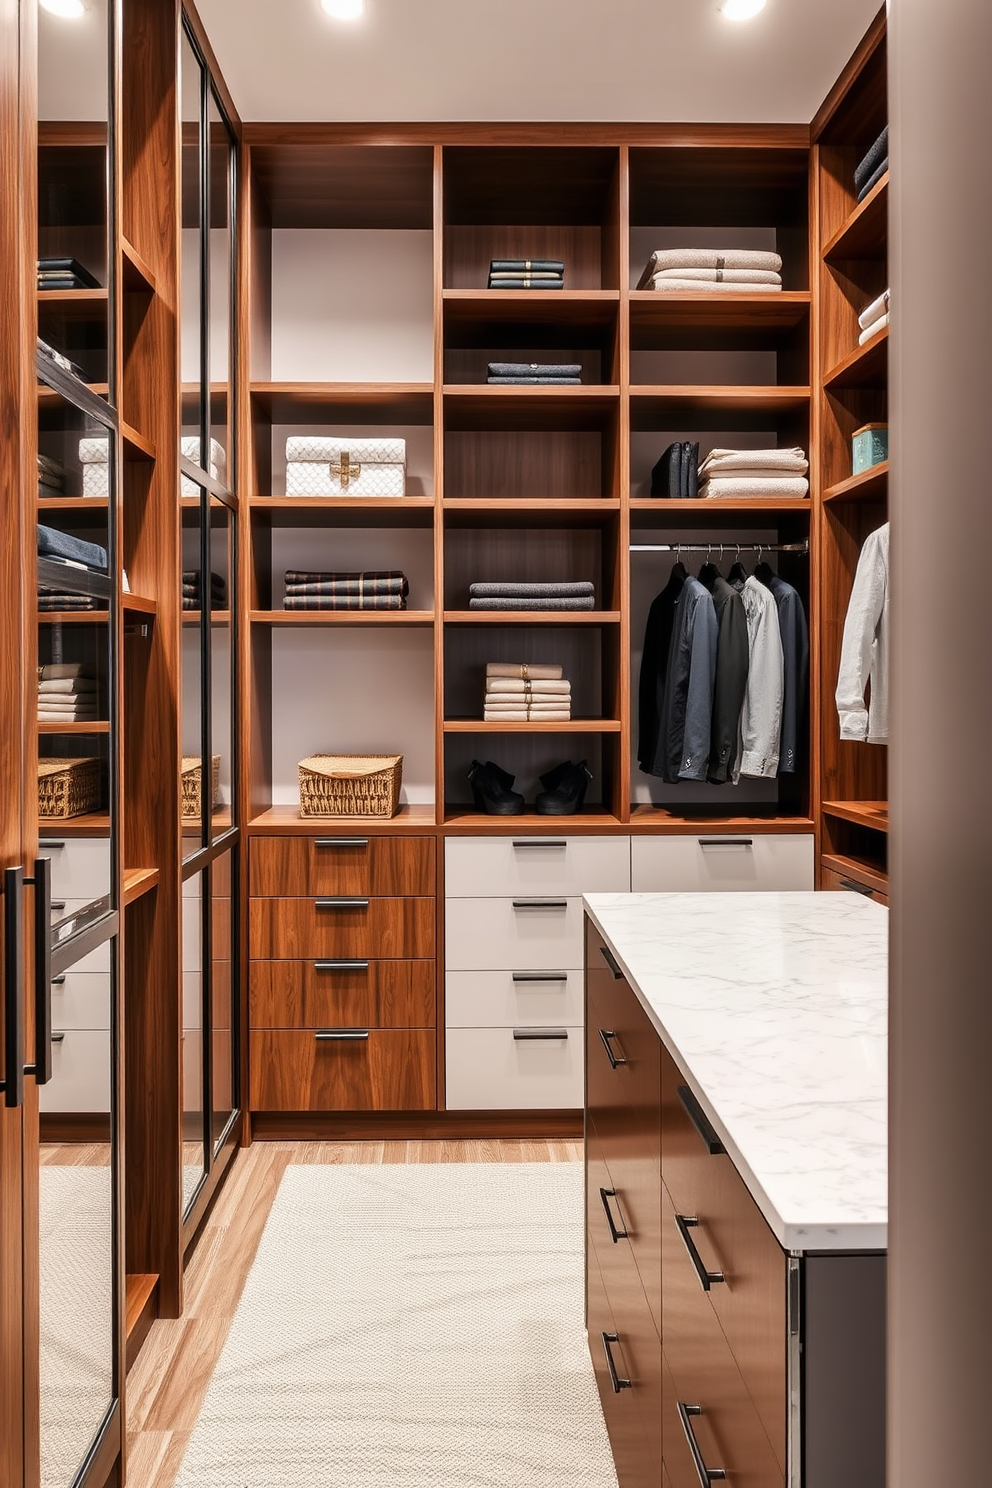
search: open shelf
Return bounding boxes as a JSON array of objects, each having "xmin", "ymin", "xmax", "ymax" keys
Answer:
[
  {"xmin": 123, "ymin": 593, "xmax": 157, "ymax": 616},
  {"xmin": 629, "ymin": 497, "xmax": 809, "ymax": 515},
  {"xmin": 630, "ymin": 385, "xmax": 810, "ymax": 413},
  {"xmin": 38, "ymin": 720, "xmax": 110, "ymax": 734},
  {"xmin": 248, "ymin": 804, "xmax": 436, "ymax": 834},
  {"xmin": 38, "ymin": 812, "xmax": 111, "ymax": 838},
  {"xmin": 251, "ymin": 496, "xmax": 435, "ymax": 530},
  {"xmin": 824, "ymin": 329, "xmax": 888, "ymax": 391},
  {"xmin": 121, "ymin": 235, "xmax": 157, "ymax": 295},
  {"xmin": 37, "ymin": 288, "xmax": 108, "ymax": 317},
  {"xmin": 444, "ymin": 718, "xmax": 621, "ymax": 733},
  {"xmin": 123, "ymin": 866, "xmax": 160, "ymax": 906},
  {"xmin": 183, "ymin": 610, "xmax": 232, "ymax": 625},
  {"xmin": 37, "ymin": 381, "xmax": 110, "ymax": 405},
  {"xmin": 121, "ymin": 421, "xmax": 156, "ymax": 462},
  {"xmin": 250, "ymin": 382, "xmax": 434, "ymax": 422},
  {"xmin": 629, "ymin": 806, "xmax": 815, "ymax": 834},
  {"xmin": 629, "ymin": 291, "xmax": 811, "ymax": 334},
  {"xmin": 443, "ymin": 289, "xmax": 619, "ymax": 327},
  {"xmin": 443, "ymin": 609, "xmax": 620, "ymax": 626},
  {"xmin": 251, "ymin": 609, "xmax": 435, "ymax": 626},
  {"xmin": 444, "ymin": 386, "xmax": 620, "ymax": 421},
  {"xmin": 37, "ymin": 610, "xmax": 109, "ymax": 624},
  {"xmin": 823, "ymin": 461, "xmax": 888, "ymax": 504},
  {"xmin": 822, "ymin": 799, "xmax": 889, "ymax": 833},
  {"xmin": 444, "ymin": 807, "xmax": 623, "ymax": 832},
  {"xmin": 823, "ymin": 174, "xmax": 888, "ymax": 263},
  {"xmin": 821, "ymin": 852, "xmax": 889, "ymax": 896}
]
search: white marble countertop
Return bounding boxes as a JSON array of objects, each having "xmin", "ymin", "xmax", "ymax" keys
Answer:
[{"xmin": 583, "ymin": 892, "xmax": 888, "ymax": 1252}]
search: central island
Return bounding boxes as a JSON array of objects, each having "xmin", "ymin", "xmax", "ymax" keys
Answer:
[{"xmin": 582, "ymin": 891, "xmax": 887, "ymax": 1488}]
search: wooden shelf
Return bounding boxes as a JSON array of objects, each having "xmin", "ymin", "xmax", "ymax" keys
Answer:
[
  {"xmin": 183, "ymin": 610, "xmax": 232, "ymax": 625},
  {"xmin": 629, "ymin": 807, "xmax": 816, "ymax": 834},
  {"xmin": 251, "ymin": 609, "xmax": 434, "ymax": 625},
  {"xmin": 823, "ymin": 174, "xmax": 888, "ymax": 263},
  {"xmin": 248, "ymin": 804, "xmax": 436, "ymax": 834},
  {"xmin": 250, "ymin": 382, "xmax": 433, "ymax": 422},
  {"xmin": 630, "ymin": 385, "xmax": 810, "ymax": 412},
  {"xmin": 38, "ymin": 812, "xmax": 110, "ymax": 838},
  {"xmin": 38, "ymin": 381, "xmax": 109, "ymax": 405},
  {"xmin": 443, "ymin": 498, "xmax": 619, "ymax": 521},
  {"xmin": 822, "ymin": 800, "xmax": 889, "ymax": 833},
  {"xmin": 823, "ymin": 330, "xmax": 888, "ymax": 391},
  {"xmin": 37, "ymin": 498, "xmax": 109, "ymax": 519},
  {"xmin": 250, "ymin": 496, "xmax": 435, "ymax": 529},
  {"xmin": 37, "ymin": 610, "xmax": 109, "ymax": 624},
  {"xmin": 121, "ymin": 235, "xmax": 157, "ymax": 294},
  {"xmin": 444, "ymin": 384, "xmax": 619, "ymax": 430},
  {"xmin": 629, "ymin": 291, "xmax": 811, "ymax": 332},
  {"xmin": 443, "ymin": 289, "xmax": 619, "ymax": 327},
  {"xmin": 444, "ymin": 808, "xmax": 623, "ymax": 832},
  {"xmin": 38, "ymin": 721, "xmax": 110, "ymax": 734},
  {"xmin": 123, "ymin": 593, "xmax": 157, "ymax": 616},
  {"xmin": 823, "ymin": 462, "xmax": 888, "ymax": 504},
  {"xmin": 121, "ymin": 421, "xmax": 157, "ymax": 462},
  {"xmin": 821, "ymin": 852, "xmax": 889, "ymax": 896},
  {"xmin": 443, "ymin": 609, "xmax": 620, "ymax": 625},
  {"xmin": 444, "ymin": 718, "xmax": 622, "ymax": 733},
  {"xmin": 38, "ymin": 288, "xmax": 109, "ymax": 319},
  {"xmin": 629, "ymin": 496, "xmax": 809, "ymax": 515},
  {"xmin": 123, "ymin": 867, "xmax": 160, "ymax": 906},
  {"xmin": 125, "ymin": 1272, "xmax": 158, "ymax": 1372}
]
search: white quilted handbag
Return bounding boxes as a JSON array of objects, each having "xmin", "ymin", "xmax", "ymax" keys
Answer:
[{"xmin": 285, "ymin": 436, "xmax": 406, "ymax": 497}]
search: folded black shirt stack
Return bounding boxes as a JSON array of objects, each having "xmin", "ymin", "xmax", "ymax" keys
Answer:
[
  {"xmin": 855, "ymin": 126, "xmax": 888, "ymax": 202},
  {"xmin": 283, "ymin": 570, "xmax": 409, "ymax": 611},
  {"xmin": 182, "ymin": 571, "xmax": 228, "ymax": 612},
  {"xmin": 651, "ymin": 441, "xmax": 700, "ymax": 499},
  {"xmin": 468, "ymin": 581, "xmax": 595, "ymax": 611},
  {"xmin": 488, "ymin": 259, "xmax": 564, "ymax": 290},
  {"xmin": 38, "ymin": 256, "xmax": 101, "ymax": 292},
  {"xmin": 487, "ymin": 362, "xmax": 581, "ymax": 386},
  {"xmin": 38, "ymin": 454, "xmax": 65, "ymax": 500}
]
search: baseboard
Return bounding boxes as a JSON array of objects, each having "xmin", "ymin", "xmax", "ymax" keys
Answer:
[
  {"xmin": 250, "ymin": 1109, "xmax": 584, "ymax": 1141},
  {"xmin": 40, "ymin": 1113, "xmax": 112, "ymax": 1143}
]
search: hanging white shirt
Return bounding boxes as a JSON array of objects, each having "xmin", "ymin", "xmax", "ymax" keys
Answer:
[
  {"xmin": 836, "ymin": 522, "xmax": 889, "ymax": 744},
  {"xmin": 734, "ymin": 576, "xmax": 785, "ymax": 780}
]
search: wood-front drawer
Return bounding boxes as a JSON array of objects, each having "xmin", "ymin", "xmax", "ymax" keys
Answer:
[
  {"xmin": 250, "ymin": 896, "xmax": 435, "ymax": 960},
  {"xmin": 820, "ymin": 865, "xmax": 888, "ymax": 906},
  {"xmin": 587, "ymin": 1241, "xmax": 662, "ymax": 1488},
  {"xmin": 631, "ymin": 833, "xmax": 813, "ymax": 892},
  {"xmin": 445, "ymin": 969, "xmax": 584, "ymax": 1029},
  {"xmin": 251, "ymin": 835, "xmax": 435, "ymax": 898},
  {"xmin": 445, "ymin": 896, "xmax": 584, "ymax": 972},
  {"xmin": 250, "ymin": 1028, "xmax": 436, "ymax": 1111},
  {"xmin": 445, "ymin": 835, "xmax": 630, "ymax": 898},
  {"xmin": 251, "ymin": 959, "xmax": 435, "ymax": 1029},
  {"xmin": 588, "ymin": 1122, "xmax": 661, "ymax": 1338},
  {"xmin": 662, "ymin": 1183, "xmax": 784, "ymax": 1488},
  {"xmin": 445, "ymin": 1026, "xmax": 582, "ymax": 1110}
]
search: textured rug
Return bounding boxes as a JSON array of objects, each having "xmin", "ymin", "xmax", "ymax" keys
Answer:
[
  {"xmin": 174, "ymin": 1163, "xmax": 619, "ymax": 1488},
  {"xmin": 39, "ymin": 1165, "xmax": 114, "ymax": 1488}
]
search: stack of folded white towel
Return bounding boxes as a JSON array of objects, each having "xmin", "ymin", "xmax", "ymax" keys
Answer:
[
  {"xmin": 858, "ymin": 289, "xmax": 889, "ymax": 345},
  {"xmin": 483, "ymin": 662, "xmax": 572, "ymax": 722},
  {"xmin": 38, "ymin": 663, "xmax": 99, "ymax": 723},
  {"xmin": 698, "ymin": 447, "xmax": 810, "ymax": 500},
  {"xmin": 637, "ymin": 248, "xmax": 783, "ymax": 293}
]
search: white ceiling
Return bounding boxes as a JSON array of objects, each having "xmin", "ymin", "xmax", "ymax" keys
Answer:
[{"xmin": 195, "ymin": 0, "xmax": 882, "ymax": 124}]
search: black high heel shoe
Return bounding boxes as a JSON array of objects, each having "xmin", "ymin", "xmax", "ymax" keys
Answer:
[
  {"xmin": 535, "ymin": 759, "xmax": 592, "ymax": 816},
  {"xmin": 467, "ymin": 759, "xmax": 525, "ymax": 816}
]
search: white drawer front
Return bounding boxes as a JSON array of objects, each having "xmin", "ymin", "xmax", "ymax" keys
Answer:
[
  {"xmin": 37, "ymin": 835, "xmax": 111, "ymax": 900},
  {"xmin": 51, "ymin": 973, "xmax": 111, "ymax": 1031},
  {"xmin": 445, "ymin": 835, "xmax": 630, "ymax": 898},
  {"xmin": 445, "ymin": 969, "xmax": 585, "ymax": 1029},
  {"xmin": 38, "ymin": 1030, "xmax": 111, "ymax": 1113},
  {"xmin": 183, "ymin": 972, "xmax": 203, "ymax": 1028},
  {"xmin": 445, "ymin": 896, "xmax": 585, "ymax": 972},
  {"xmin": 630, "ymin": 832, "xmax": 814, "ymax": 892},
  {"xmin": 445, "ymin": 1027, "xmax": 583, "ymax": 1110},
  {"xmin": 183, "ymin": 900, "xmax": 202, "ymax": 973}
]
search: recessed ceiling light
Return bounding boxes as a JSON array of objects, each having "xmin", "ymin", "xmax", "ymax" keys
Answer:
[
  {"xmin": 321, "ymin": 0, "xmax": 364, "ymax": 18},
  {"xmin": 39, "ymin": 0, "xmax": 86, "ymax": 16},
  {"xmin": 721, "ymin": 0, "xmax": 767, "ymax": 18}
]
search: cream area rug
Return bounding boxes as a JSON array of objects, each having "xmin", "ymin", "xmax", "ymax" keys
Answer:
[{"xmin": 174, "ymin": 1163, "xmax": 619, "ymax": 1488}]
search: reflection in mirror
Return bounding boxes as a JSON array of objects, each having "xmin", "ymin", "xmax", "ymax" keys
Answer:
[
  {"xmin": 208, "ymin": 90, "xmax": 233, "ymax": 485},
  {"xmin": 211, "ymin": 851, "xmax": 236, "ymax": 1149},
  {"xmin": 210, "ymin": 498, "xmax": 233, "ymax": 841},
  {"xmin": 183, "ymin": 874, "xmax": 207, "ymax": 1213},
  {"xmin": 180, "ymin": 28, "xmax": 204, "ymax": 464},
  {"xmin": 181, "ymin": 489, "xmax": 206, "ymax": 856}
]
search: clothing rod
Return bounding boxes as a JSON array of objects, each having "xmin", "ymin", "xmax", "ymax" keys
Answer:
[{"xmin": 629, "ymin": 540, "xmax": 810, "ymax": 555}]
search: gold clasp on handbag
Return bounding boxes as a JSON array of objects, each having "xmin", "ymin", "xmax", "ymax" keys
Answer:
[{"xmin": 329, "ymin": 451, "xmax": 361, "ymax": 489}]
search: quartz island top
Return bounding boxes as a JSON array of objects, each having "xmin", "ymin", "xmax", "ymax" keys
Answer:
[{"xmin": 582, "ymin": 891, "xmax": 888, "ymax": 1252}]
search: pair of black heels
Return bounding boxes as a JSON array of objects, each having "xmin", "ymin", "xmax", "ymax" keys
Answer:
[{"xmin": 467, "ymin": 758, "xmax": 592, "ymax": 816}]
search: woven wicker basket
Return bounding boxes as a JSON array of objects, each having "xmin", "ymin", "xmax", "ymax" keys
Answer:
[
  {"xmin": 38, "ymin": 757, "xmax": 101, "ymax": 819},
  {"xmin": 181, "ymin": 755, "xmax": 221, "ymax": 819},
  {"xmin": 299, "ymin": 754, "xmax": 403, "ymax": 818}
]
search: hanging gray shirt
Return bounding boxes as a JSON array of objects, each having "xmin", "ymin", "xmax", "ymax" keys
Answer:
[{"xmin": 660, "ymin": 576, "xmax": 718, "ymax": 783}]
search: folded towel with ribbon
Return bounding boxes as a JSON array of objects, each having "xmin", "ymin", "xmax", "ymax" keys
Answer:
[
  {"xmin": 486, "ymin": 662, "xmax": 563, "ymax": 680},
  {"xmin": 700, "ymin": 447, "xmax": 809, "ymax": 477},
  {"xmin": 485, "ymin": 678, "xmax": 571, "ymax": 696},
  {"xmin": 637, "ymin": 248, "xmax": 782, "ymax": 288},
  {"xmin": 700, "ymin": 476, "xmax": 810, "ymax": 499},
  {"xmin": 483, "ymin": 709, "xmax": 572, "ymax": 722}
]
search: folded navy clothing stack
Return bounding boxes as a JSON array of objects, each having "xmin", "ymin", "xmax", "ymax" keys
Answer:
[
  {"xmin": 38, "ymin": 523, "xmax": 107, "ymax": 572},
  {"xmin": 283, "ymin": 570, "xmax": 409, "ymax": 611},
  {"xmin": 37, "ymin": 454, "xmax": 65, "ymax": 500},
  {"xmin": 487, "ymin": 362, "xmax": 581, "ymax": 386},
  {"xmin": 855, "ymin": 126, "xmax": 888, "ymax": 202},
  {"xmin": 182, "ymin": 571, "xmax": 228, "ymax": 612},
  {"xmin": 468, "ymin": 580, "xmax": 595, "ymax": 611},
  {"xmin": 38, "ymin": 256, "xmax": 101, "ymax": 292},
  {"xmin": 488, "ymin": 259, "xmax": 564, "ymax": 290},
  {"xmin": 651, "ymin": 442, "xmax": 700, "ymax": 499}
]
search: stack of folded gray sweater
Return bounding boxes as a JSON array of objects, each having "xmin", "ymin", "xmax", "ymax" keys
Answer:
[
  {"xmin": 698, "ymin": 447, "xmax": 809, "ymax": 500},
  {"xmin": 637, "ymin": 248, "xmax": 783, "ymax": 292},
  {"xmin": 487, "ymin": 362, "xmax": 581, "ymax": 385},
  {"xmin": 468, "ymin": 580, "xmax": 595, "ymax": 611},
  {"xmin": 855, "ymin": 126, "xmax": 888, "ymax": 203},
  {"xmin": 484, "ymin": 662, "xmax": 571, "ymax": 722},
  {"xmin": 283, "ymin": 570, "xmax": 408, "ymax": 611},
  {"xmin": 38, "ymin": 663, "xmax": 99, "ymax": 723}
]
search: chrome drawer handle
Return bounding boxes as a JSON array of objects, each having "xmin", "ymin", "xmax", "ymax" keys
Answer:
[
  {"xmin": 315, "ymin": 1029, "xmax": 369, "ymax": 1041},
  {"xmin": 675, "ymin": 1213, "xmax": 725, "ymax": 1292},
  {"xmin": 677, "ymin": 1084, "xmax": 725, "ymax": 1155},
  {"xmin": 315, "ymin": 897, "xmax": 369, "ymax": 910},
  {"xmin": 314, "ymin": 838, "xmax": 368, "ymax": 849},
  {"xmin": 512, "ymin": 971, "xmax": 567, "ymax": 983},
  {"xmin": 599, "ymin": 1187, "xmax": 627, "ymax": 1244},
  {"xmin": 598, "ymin": 1028, "xmax": 626, "ymax": 1069},
  {"xmin": 314, "ymin": 960, "xmax": 369, "ymax": 972},
  {"xmin": 511, "ymin": 839, "xmax": 567, "ymax": 850},
  {"xmin": 512, "ymin": 899, "xmax": 567, "ymax": 910},
  {"xmin": 601, "ymin": 1332, "xmax": 631, "ymax": 1394},
  {"xmin": 677, "ymin": 1402, "xmax": 726, "ymax": 1484},
  {"xmin": 698, "ymin": 837, "xmax": 752, "ymax": 849},
  {"xmin": 512, "ymin": 1028, "xmax": 567, "ymax": 1040},
  {"xmin": 599, "ymin": 943, "xmax": 623, "ymax": 979}
]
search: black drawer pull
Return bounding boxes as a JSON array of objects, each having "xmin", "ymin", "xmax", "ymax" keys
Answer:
[
  {"xmin": 315, "ymin": 960, "xmax": 369, "ymax": 972},
  {"xmin": 315, "ymin": 897, "xmax": 369, "ymax": 910},
  {"xmin": 599, "ymin": 943, "xmax": 623, "ymax": 979},
  {"xmin": 598, "ymin": 1028, "xmax": 626, "ymax": 1069},
  {"xmin": 512, "ymin": 971, "xmax": 568, "ymax": 983},
  {"xmin": 599, "ymin": 1187, "xmax": 627, "ymax": 1244},
  {"xmin": 601, "ymin": 1332, "xmax": 631, "ymax": 1394},
  {"xmin": 512, "ymin": 1028, "xmax": 567, "ymax": 1040},
  {"xmin": 51, "ymin": 1032, "xmax": 65, "ymax": 1045},
  {"xmin": 511, "ymin": 839, "xmax": 567, "ymax": 850},
  {"xmin": 677, "ymin": 1084, "xmax": 725, "ymax": 1155},
  {"xmin": 51, "ymin": 901, "xmax": 66, "ymax": 914},
  {"xmin": 839, "ymin": 877, "xmax": 874, "ymax": 896},
  {"xmin": 315, "ymin": 1029, "xmax": 370, "ymax": 1041},
  {"xmin": 51, "ymin": 976, "xmax": 66, "ymax": 986},
  {"xmin": 38, "ymin": 840, "xmax": 66, "ymax": 850},
  {"xmin": 677, "ymin": 1402, "xmax": 726, "ymax": 1485},
  {"xmin": 675, "ymin": 1213, "xmax": 725, "ymax": 1291},
  {"xmin": 315, "ymin": 838, "xmax": 368, "ymax": 849},
  {"xmin": 512, "ymin": 899, "xmax": 567, "ymax": 910},
  {"xmin": 697, "ymin": 837, "xmax": 752, "ymax": 849}
]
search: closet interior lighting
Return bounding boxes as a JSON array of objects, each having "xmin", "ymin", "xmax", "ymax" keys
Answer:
[
  {"xmin": 320, "ymin": 0, "xmax": 365, "ymax": 18},
  {"xmin": 39, "ymin": 0, "xmax": 86, "ymax": 16},
  {"xmin": 721, "ymin": 0, "xmax": 768, "ymax": 19}
]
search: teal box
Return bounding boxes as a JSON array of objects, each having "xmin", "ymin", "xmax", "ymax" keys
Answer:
[{"xmin": 852, "ymin": 422, "xmax": 888, "ymax": 474}]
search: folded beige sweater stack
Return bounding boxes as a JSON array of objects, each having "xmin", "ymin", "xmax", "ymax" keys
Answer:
[
  {"xmin": 483, "ymin": 662, "xmax": 572, "ymax": 721},
  {"xmin": 38, "ymin": 662, "xmax": 99, "ymax": 723},
  {"xmin": 637, "ymin": 248, "xmax": 783, "ymax": 293},
  {"xmin": 698, "ymin": 446, "xmax": 809, "ymax": 500}
]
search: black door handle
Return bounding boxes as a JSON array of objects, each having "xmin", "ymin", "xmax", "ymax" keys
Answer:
[
  {"xmin": 598, "ymin": 1028, "xmax": 626, "ymax": 1069},
  {"xmin": 599, "ymin": 943, "xmax": 623, "ymax": 979},
  {"xmin": 675, "ymin": 1213, "xmax": 725, "ymax": 1292},
  {"xmin": 24, "ymin": 858, "xmax": 53, "ymax": 1085},
  {"xmin": 1, "ymin": 867, "xmax": 25, "ymax": 1109},
  {"xmin": 677, "ymin": 1084, "xmax": 725, "ymax": 1154},
  {"xmin": 677, "ymin": 1402, "xmax": 726, "ymax": 1484},
  {"xmin": 599, "ymin": 1187, "xmax": 628, "ymax": 1243},
  {"xmin": 601, "ymin": 1332, "xmax": 631, "ymax": 1393}
]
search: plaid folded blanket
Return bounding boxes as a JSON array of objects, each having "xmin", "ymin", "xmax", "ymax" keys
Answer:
[
  {"xmin": 284, "ymin": 570, "xmax": 409, "ymax": 598},
  {"xmin": 283, "ymin": 593, "xmax": 407, "ymax": 611}
]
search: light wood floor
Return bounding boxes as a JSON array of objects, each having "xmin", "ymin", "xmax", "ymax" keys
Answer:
[{"xmin": 125, "ymin": 1138, "xmax": 582, "ymax": 1488}]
